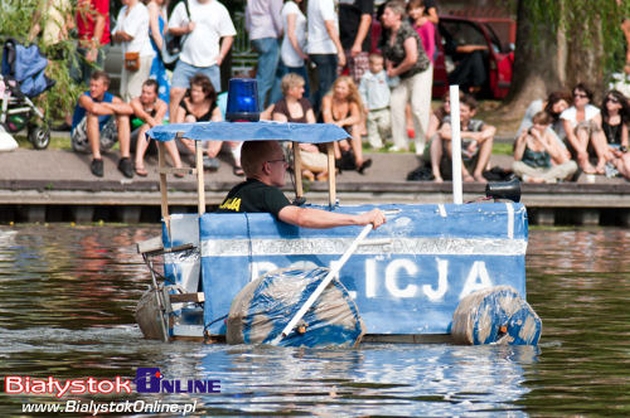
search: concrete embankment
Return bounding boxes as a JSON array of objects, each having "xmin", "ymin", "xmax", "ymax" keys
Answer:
[{"xmin": 1, "ymin": 135, "xmax": 629, "ymax": 226}]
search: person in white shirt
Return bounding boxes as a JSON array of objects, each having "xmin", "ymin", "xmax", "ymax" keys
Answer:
[
  {"xmin": 358, "ymin": 53, "xmax": 391, "ymax": 149},
  {"xmin": 560, "ymin": 83, "xmax": 609, "ymax": 174},
  {"xmin": 112, "ymin": 0, "xmax": 155, "ymax": 102},
  {"xmin": 307, "ymin": 0, "xmax": 346, "ymax": 115},
  {"xmin": 245, "ymin": 0, "xmax": 284, "ymax": 110},
  {"xmin": 269, "ymin": 0, "xmax": 310, "ymax": 104},
  {"xmin": 167, "ymin": 0, "xmax": 236, "ymax": 120}
]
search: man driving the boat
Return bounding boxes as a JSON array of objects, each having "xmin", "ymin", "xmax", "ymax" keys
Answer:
[{"xmin": 217, "ymin": 140, "xmax": 386, "ymax": 229}]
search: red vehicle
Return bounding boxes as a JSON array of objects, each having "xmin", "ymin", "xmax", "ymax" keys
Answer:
[
  {"xmin": 370, "ymin": 15, "xmax": 515, "ymax": 100},
  {"xmin": 433, "ymin": 16, "xmax": 515, "ymax": 100}
]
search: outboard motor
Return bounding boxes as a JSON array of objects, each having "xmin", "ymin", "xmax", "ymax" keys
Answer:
[{"xmin": 485, "ymin": 177, "xmax": 521, "ymax": 203}]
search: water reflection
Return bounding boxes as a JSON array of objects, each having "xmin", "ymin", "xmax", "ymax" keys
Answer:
[
  {"xmin": 524, "ymin": 227, "xmax": 630, "ymax": 415},
  {"xmin": 0, "ymin": 225, "xmax": 154, "ymax": 331},
  {"xmin": 0, "ymin": 225, "xmax": 629, "ymax": 416},
  {"xmin": 194, "ymin": 344, "xmax": 536, "ymax": 417}
]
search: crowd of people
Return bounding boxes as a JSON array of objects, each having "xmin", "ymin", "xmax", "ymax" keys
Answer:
[
  {"xmin": 30, "ymin": 0, "xmax": 446, "ymax": 178},
  {"xmin": 418, "ymin": 83, "xmax": 630, "ymax": 185},
  {"xmin": 27, "ymin": 0, "xmax": 630, "ymax": 185},
  {"xmin": 505, "ymin": 83, "xmax": 630, "ymax": 184}
]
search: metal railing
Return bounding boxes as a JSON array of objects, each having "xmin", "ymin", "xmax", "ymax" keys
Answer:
[{"xmin": 230, "ymin": 11, "xmax": 257, "ymax": 77}]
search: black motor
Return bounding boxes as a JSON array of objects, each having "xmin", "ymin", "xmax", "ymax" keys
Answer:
[{"xmin": 485, "ymin": 177, "xmax": 521, "ymax": 202}]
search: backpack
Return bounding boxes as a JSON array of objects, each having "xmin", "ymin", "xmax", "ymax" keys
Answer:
[
  {"xmin": 406, "ymin": 164, "xmax": 434, "ymax": 181},
  {"xmin": 161, "ymin": 0, "xmax": 190, "ymax": 71}
]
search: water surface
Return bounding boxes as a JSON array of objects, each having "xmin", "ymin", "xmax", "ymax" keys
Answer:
[{"xmin": 0, "ymin": 224, "xmax": 628, "ymax": 416}]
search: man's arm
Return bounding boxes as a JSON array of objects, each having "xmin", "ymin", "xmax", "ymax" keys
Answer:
[
  {"xmin": 86, "ymin": 9, "xmax": 106, "ymax": 63},
  {"xmin": 350, "ymin": 13, "xmax": 372, "ymax": 57},
  {"xmin": 324, "ymin": 19, "xmax": 346, "ymax": 67},
  {"xmin": 271, "ymin": 0, "xmax": 284, "ymax": 38},
  {"xmin": 440, "ymin": 122, "xmax": 495, "ymax": 143},
  {"xmin": 98, "ymin": 97, "xmax": 133, "ymax": 116},
  {"xmin": 167, "ymin": 3, "xmax": 194, "ymax": 36},
  {"xmin": 456, "ymin": 45, "xmax": 488, "ymax": 54},
  {"xmin": 476, "ymin": 123, "xmax": 496, "ymax": 142},
  {"xmin": 278, "ymin": 206, "xmax": 386, "ymax": 229},
  {"xmin": 217, "ymin": 36, "xmax": 234, "ymax": 66}
]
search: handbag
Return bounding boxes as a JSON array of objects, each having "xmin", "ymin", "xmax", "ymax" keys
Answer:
[
  {"xmin": 161, "ymin": 0, "xmax": 190, "ymax": 71},
  {"xmin": 124, "ymin": 51, "xmax": 140, "ymax": 72}
]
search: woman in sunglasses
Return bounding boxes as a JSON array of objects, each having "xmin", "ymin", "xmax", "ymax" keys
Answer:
[
  {"xmin": 600, "ymin": 89, "xmax": 630, "ymax": 179},
  {"xmin": 560, "ymin": 83, "xmax": 609, "ymax": 174}
]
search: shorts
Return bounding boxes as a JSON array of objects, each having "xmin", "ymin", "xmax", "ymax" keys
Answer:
[
  {"xmin": 71, "ymin": 116, "xmax": 118, "ymax": 153},
  {"xmin": 574, "ymin": 120, "xmax": 601, "ymax": 136},
  {"xmin": 300, "ymin": 149, "xmax": 328, "ymax": 174},
  {"xmin": 171, "ymin": 61, "xmax": 221, "ymax": 92}
]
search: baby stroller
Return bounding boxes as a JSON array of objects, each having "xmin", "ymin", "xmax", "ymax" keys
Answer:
[{"xmin": 0, "ymin": 38, "xmax": 55, "ymax": 149}]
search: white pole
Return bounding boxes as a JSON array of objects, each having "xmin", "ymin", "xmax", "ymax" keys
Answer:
[
  {"xmin": 450, "ymin": 85, "xmax": 463, "ymax": 204},
  {"xmin": 270, "ymin": 224, "xmax": 373, "ymax": 346}
]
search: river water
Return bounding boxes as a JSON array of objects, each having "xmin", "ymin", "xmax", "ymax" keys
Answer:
[{"xmin": 0, "ymin": 224, "xmax": 629, "ymax": 417}]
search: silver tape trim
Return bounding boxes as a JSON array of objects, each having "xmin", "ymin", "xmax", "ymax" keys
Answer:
[{"xmin": 201, "ymin": 237, "xmax": 527, "ymax": 257}]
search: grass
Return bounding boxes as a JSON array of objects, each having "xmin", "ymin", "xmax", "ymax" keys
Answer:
[
  {"xmin": 492, "ymin": 142, "xmax": 513, "ymax": 156},
  {"xmin": 13, "ymin": 132, "xmax": 73, "ymax": 151}
]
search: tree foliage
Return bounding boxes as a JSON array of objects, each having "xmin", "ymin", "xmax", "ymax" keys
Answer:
[
  {"xmin": 1, "ymin": 0, "xmax": 84, "ymax": 123},
  {"xmin": 508, "ymin": 0, "xmax": 630, "ymax": 106}
]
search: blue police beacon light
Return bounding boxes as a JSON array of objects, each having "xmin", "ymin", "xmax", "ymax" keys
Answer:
[{"xmin": 225, "ymin": 78, "xmax": 260, "ymax": 122}]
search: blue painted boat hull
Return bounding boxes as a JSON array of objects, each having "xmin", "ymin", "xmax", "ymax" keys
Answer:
[{"xmin": 161, "ymin": 202, "xmax": 530, "ymax": 342}]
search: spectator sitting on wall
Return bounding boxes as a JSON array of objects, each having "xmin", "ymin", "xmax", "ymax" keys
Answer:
[
  {"xmin": 432, "ymin": 94, "xmax": 495, "ymax": 183},
  {"xmin": 71, "ymin": 70, "xmax": 134, "ymax": 178},
  {"xmin": 512, "ymin": 111, "xmax": 578, "ymax": 184},
  {"xmin": 131, "ymin": 79, "xmax": 183, "ymax": 177}
]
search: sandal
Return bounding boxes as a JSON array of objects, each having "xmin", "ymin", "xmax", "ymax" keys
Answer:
[
  {"xmin": 134, "ymin": 164, "xmax": 148, "ymax": 177},
  {"xmin": 356, "ymin": 158, "xmax": 372, "ymax": 175},
  {"xmin": 173, "ymin": 165, "xmax": 185, "ymax": 178}
]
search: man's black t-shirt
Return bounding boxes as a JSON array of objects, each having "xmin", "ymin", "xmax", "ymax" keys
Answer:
[
  {"xmin": 216, "ymin": 179, "xmax": 291, "ymax": 218},
  {"xmin": 338, "ymin": 0, "xmax": 374, "ymax": 52}
]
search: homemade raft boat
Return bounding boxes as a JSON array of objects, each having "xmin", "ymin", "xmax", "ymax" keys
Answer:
[{"xmin": 135, "ymin": 120, "xmax": 541, "ymax": 347}]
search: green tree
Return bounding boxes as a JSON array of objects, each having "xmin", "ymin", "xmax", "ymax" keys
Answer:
[
  {"xmin": 1, "ymin": 0, "xmax": 83, "ymax": 124},
  {"xmin": 506, "ymin": 0, "xmax": 629, "ymax": 109}
]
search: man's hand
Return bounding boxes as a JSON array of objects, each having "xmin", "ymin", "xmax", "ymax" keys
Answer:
[
  {"xmin": 358, "ymin": 209, "xmax": 386, "ymax": 229},
  {"xmin": 337, "ymin": 50, "xmax": 346, "ymax": 68},
  {"xmin": 86, "ymin": 47, "xmax": 98, "ymax": 63}
]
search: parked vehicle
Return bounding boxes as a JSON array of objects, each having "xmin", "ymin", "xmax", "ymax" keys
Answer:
[
  {"xmin": 433, "ymin": 16, "xmax": 514, "ymax": 100},
  {"xmin": 370, "ymin": 15, "xmax": 515, "ymax": 99}
]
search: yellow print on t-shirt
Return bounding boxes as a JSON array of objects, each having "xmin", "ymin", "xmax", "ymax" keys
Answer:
[{"xmin": 218, "ymin": 197, "xmax": 241, "ymax": 212}]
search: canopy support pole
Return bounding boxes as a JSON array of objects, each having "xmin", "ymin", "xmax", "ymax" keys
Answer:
[
  {"xmin": 195, "ymin": 139, "xmax": 206, "ymax": 215},
  {"xmin": 327, "ymin": 142, "xmax": 336, "ymax": 208},
  {"xmin": 293, "ymin": 141, "xmax": 304, "ymax": 200},
  {"xmin": 157, "ymin": 140, "xmax": 171, "ymax": 240}
]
